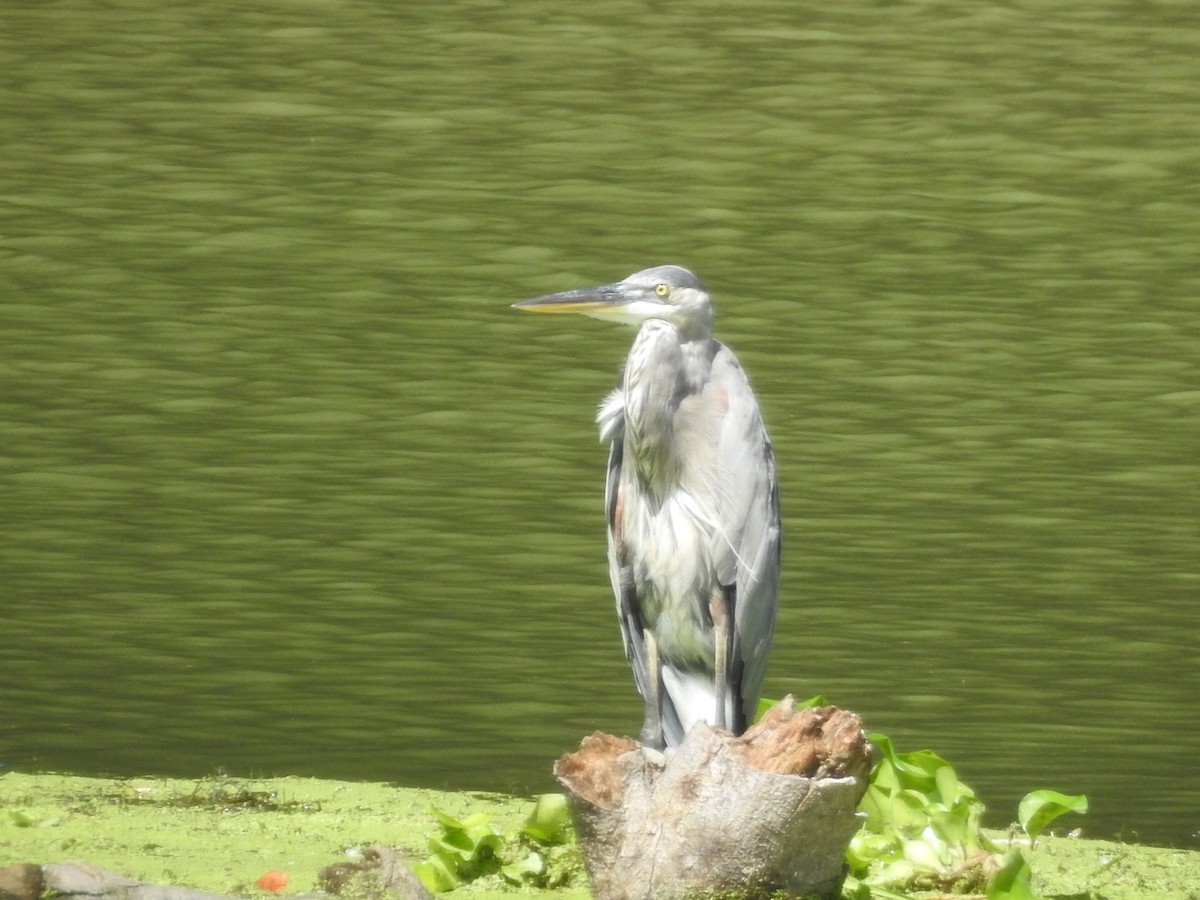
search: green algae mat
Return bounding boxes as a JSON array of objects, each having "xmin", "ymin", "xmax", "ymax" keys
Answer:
[{"xmin": 1, "ymin": 772, "xmax": 1195, "ymax": 899}]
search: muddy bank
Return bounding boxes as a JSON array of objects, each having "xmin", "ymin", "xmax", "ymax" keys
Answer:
[{"xmin": 1, "ymin": 772, "xmax": 1196, "ymax": 899}]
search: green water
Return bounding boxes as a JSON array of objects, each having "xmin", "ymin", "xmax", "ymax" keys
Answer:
[{"xmin": 1, "ymin": 1, "xmax": 1197, "ymax": 848}]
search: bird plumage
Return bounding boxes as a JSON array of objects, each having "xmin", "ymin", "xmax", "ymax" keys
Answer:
[{"xmin": 516, "ymin": 265, "xmax": 780, "ymax": 749}]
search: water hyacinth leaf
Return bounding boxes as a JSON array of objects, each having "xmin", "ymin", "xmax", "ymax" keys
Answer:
[
  {"xmin": 934, "ymin": 761, "xmax": 956, "ymax": 804},
  {"xmin": 935, "ymin": 760, "xmax": 974, "ymax": 806},
  {"xmin": 986, "ymin": 849, "xmax": 1035, "ymax": 900},
  {"xmin": 754, "ymin": 694, "xmax": 826, "ymax": 721},
  {"xmin": 866, "ymin": 857, "xmax": 918, "ymax": 887},
  {"xmin": 435, "ymin": 826, "xmax": 497, "ymax": 856},
  {"xmin": 901, "ymin": 749, "xmax": 952, "ymax": 790},
  {"xmin": 902, "ymin": 835, "xmax": 945, "ymax": 871},
  {"xmin": 412, "ymin": 855, "xmax": 459, "ymax": 893},
  {"xmin": 428, "ymin": 807, "xmax": 465, "ymax": 829},
  {"xmin": 845, "ymin": 876, "xmax": 910, "ymax": 900},
  {"xmin": 501, "ymin": 851, "xmax": 545, "ymax": 884},
  {"xmin": 1018, "ymin": 790, "xmax": 1089, "ymax": 840},
  {"xmin": 418, "ymin": 799, "xmax": 583, "ymax": 893},
  {"xmin": 478, "ymin": 832, "xmax": 504, "ymax": 854},
  {"xmin": 868, "ymin": 732, "xmax": 901, "ymax": 767},
  {"xmin": 869, "ymin": 733, "xmax": 945, "ymax": 792},
  {"xmin": 964, "ymin": 801, "xmax": 996, "ymax": 854},
  {"xmin": 845, "ymin": 729, "xmax": 1086, "ymax": 896},
  {"xmin": 846, "ymin": 830, "xmax": 896, "ymax": 869},
  {"xmin": 421, "ymin": 805, "xmax": 507, "ymax": 887},
  {"xmin": 857, "ymin": 784, "xmax": 892, "ymax": 832},
  {"xmin": 871, "ymin": 759, "xmax": 901, "ymax": 793},
  {"xmin": 522, "ymin": 793, "xmax": 572, "ymax": 844},
  {"xmin": 458, "ymin": 811, "xmax": 500, "ymax": 838},
  {"xmin": 929, "ymin": 807, "xmax": 969, "ymax": 849},
  {"xmin": 891, "ymin": 789, "xmax": 931, "ymax": 832},
  {"xmin": 427, "ymin": 830, "xmax": 472, "ymax": 854}
]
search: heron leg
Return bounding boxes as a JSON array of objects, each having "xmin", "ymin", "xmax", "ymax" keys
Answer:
[
  {"xmin": 639, "ymin": 629, "xmax": 665, "ymax": 749},
  {"xmin": 709, "ymin": 589, "xmax": 730, "ymax": 731}
]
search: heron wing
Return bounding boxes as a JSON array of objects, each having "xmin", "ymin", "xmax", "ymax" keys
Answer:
[
  {"xmin": 600, "ymin": 345, "xmax": 779, "ymax": 740},
  {"xmin": 601, "ymin": 392, "xmax": 654, "ymax": 700},
  {"xmin": 709, "ymin": 343, "xmax": 781, "ymax": 728}
]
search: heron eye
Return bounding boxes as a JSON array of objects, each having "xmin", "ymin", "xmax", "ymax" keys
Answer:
[{"xmin": 654, "ymin": 283, "xmax": 670, "ymax": 297}]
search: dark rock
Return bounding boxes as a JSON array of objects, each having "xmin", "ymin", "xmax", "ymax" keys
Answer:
[
  {"xmin": 41, "ymin": 863, "xmax": 230, "ymax": 900},
  {"xmin": 0, "ymin": 864, "xmax": 44, "ymax": 900},
  {"xmin": 318, "ymin": 846, "xmax": 432, "ymax": 900}
]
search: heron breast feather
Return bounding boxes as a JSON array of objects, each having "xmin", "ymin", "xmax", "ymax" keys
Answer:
[{"xmin": 621, "ymin": 489, "xmax": 723, "ymax": 663}]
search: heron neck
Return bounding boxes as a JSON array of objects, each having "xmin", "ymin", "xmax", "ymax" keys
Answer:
[{"xmin": 622, "ymin": 323, "xmax": 714, "ymax": 496}]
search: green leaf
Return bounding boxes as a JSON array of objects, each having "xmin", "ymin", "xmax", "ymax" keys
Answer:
[
  {"xmin": 501, "ymin": 851, "xmax": 545, "ymax": 884},
  {"xmin": 902, "ymin": 835, "xmax": 945, "ymax": 871},
  {"xmin": 1018, "ymin": 790, "xmax": 1088, "ymax": 841},
  {"xmin": 870, "ymin": 758, "xmax": 901, "ymax": 794},
  {"xmin": 844, "ymin": 875, "xmax": 911, "ymax": 900},
  {"xmin": 428, "ymin": 829, "xmax": 473, "ymax": 854},
  {"xmin": 928, "ymin": 807, "xmax": 969, "ymax": 853},
  {"xmin": 868, "ymin": 733, "xmax": 945, "ymax": 793},
  {"xmin": 846, "ymin": 830, "xmax": 896, "ymax": 870},
  {"xmin": 755, "ymin": 694, "xmax": 827, "ymax": 720},
  {"xmin": 857, "ymin": 783, "xmax": 893, "ymax": 833},
  {"xmin": 890, "ymin": 789, "xmax": 932, "ymax": 832},
  {"xmin": 987, "ymin": 849, "xmax": 1035, "ymax": 900},
  {"xmin": 868, "ymin": 732, "xmax": 900, "ymax": 765},
  {"xmin": 866, "ymin": 857, "xmax": 918, "ymax": 887},
  {"xmin": 522, "ymin": 793, "xmax": 572, "ymax": 844},
  {"xmin": 935, "ymin": 760, "xmax": 963, "ymax": 805},
  {"xmin": 849, "ymin": 728, "xmax": 1081, "ymax": 897},
  {"xmin": 457, "ymin": 811, "xmax": 496, "ymax": 830},
  {"xmin": 412, "ymin": 855, "xmax": 460, "ymax": 893},
  {"xmin": 427, "ymin": 807, "xmax": 465, "ymax": 829}
]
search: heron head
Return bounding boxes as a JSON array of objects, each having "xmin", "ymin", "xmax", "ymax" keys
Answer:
[{"xmin": 514, "ymin": 265, "xmax": 714, "ymax": 339}]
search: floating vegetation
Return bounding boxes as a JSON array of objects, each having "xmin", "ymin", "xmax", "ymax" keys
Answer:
[
  {"xmin": 103, "ymin": 773, "xmax": 320, "ymax": 814},
  {"xmin": 413, "ymin": 792, "xmax": 581, "ymax": 893},
  {"xmin": 845, "ymin": 731, "xmax": 1088, "ymax": 899},
  {"xmin": 411, "ymin": 698, "xmax": 1088, "ymax": 899}
]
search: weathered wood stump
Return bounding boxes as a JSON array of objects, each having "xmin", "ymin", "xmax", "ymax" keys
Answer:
[{"xmin": 554, "ymin": 698, "xmax": 872, "ymax": 900}]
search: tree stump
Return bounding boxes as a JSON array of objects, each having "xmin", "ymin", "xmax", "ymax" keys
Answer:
[{"xmin": 554, "ymin": 698, "xmax": 872, "ymax": 900}]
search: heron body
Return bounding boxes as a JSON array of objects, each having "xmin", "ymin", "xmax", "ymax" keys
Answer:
[{"xmin": 515, "ymin": 265, "xmax": 780, "ymax": 749}]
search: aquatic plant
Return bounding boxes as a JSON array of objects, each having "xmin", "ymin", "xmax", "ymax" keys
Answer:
[
  {"xmin": 845, "ymin": 729, "xmax": 1087, "ymax": 899},
  {"xmin": 415, "ymin": 699, "xmax": 1086, "ymax": 898},
  {"xmin": 413, "ymin": 792, "xmax": 579, "ymax": 892}
]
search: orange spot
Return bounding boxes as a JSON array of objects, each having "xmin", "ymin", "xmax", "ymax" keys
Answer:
[{"xmin": 256, "ymin": 871, "xmax": 289, "ymax": 893}]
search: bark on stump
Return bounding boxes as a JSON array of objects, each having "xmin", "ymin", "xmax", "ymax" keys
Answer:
[{"xmin": 554, "ymin": 699, "xmax": 871, "ymax": 900}]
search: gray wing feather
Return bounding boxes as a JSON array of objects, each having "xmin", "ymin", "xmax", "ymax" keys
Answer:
[
  {"xmin": 602, "ymin": 402, "xmax": 651, "ymax": 697},
  {"xmin": 710, "ymin": 344, "xmax": 781, "ymax": 726},
  {"xmin": 601, "ymin": 345, "xmax": 779, "ymax": 738}
]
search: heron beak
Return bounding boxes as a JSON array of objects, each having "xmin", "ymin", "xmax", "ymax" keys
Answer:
[
  {"xmin": 512, "ymin": 282, "xmax": 629, "ymax": 315},
  {"xmin": 513, "ymin": 281, "xmax": 665, "ymax": 326}
]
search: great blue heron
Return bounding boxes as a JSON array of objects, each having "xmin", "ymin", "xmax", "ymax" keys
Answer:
[{"xmin": 514, "ymin": 265, "xmax": 781, "ymax": 750}]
